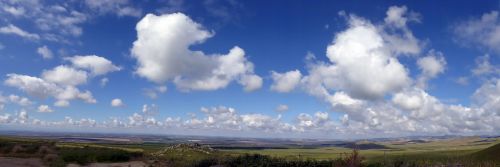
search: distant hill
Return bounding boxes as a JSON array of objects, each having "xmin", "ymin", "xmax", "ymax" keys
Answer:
[
  {"xmin": 335, "ymin": 142, "xmax": 389, "ymax": 150},
  {"xmin": 471, "ymin": 143, "xmax": 500, "ymax": 161}
]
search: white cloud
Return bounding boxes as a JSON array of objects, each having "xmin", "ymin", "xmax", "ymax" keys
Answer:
[
  {"xmin": 64, "ymin": 55, "xmax": 121, "ymax": 76},
  {"xmin": 328, "ymin": 91, "xmax": 363, "ymax": 110},
  {"xmin": 100, "ymin": 78, "xmax": 109, "ymax": 87},
  {"xmin": 453, "ymin": 11, "xmax": 500, "ymax": 53},
  {"xmin": 392, "ymin": 90, "xmax": 423, "ymax": 111},
  {"xmin": 472, "ymin": 55, "xmax": 499, "ymax": 77},
  {"xmin": 0, "ymin": 0, "xmax": 90, "ymax": 43},
  {"xmin": 0, "ymin": 93, "xmax": 33, "ymax": 108},
  {"xmin": 4, "ymin": 74, "xmax": 96, "ymax": 107},
  {"xmin": 142, "ymin": 104, "xmax": 158, "ymax": 116},
  {"xmin": 383, "ymin": 6, "xmax": 421, "ymax": 56},
  {"xmin": 37, "ymin": 45, "xmax": 53, "ymax": 59},
  {"xmin": 295, "ymin": 112, "xmax": 332, "ymax": 131},
  {"xmin": 240, "ymin": 114, "xmax": 280, "ymax": 131},
  {"xmin": 42, "ymin": 65, "xmax": 88, "ymax": 86},
  {"xmin": 0, "ymin": 114, "xmax": 12, "ymax": 123},
  {"xmin": 239, "ymin": 74, "xmax": 263, "ymax": 92},
  {"xmin": 143, "ymin": 86, "xmax": 167, "ymax": 99},
  {"xmin": 2, "ymin": 5, "xmax": 25, "ymax": 16},
  {"xmin": 38, "ymin": 105, "xmax": 54, "ymax": 113},
  {"xmin": 17, "ymin": 110, "xmax": 28, "ymax": 124},
  {"xmin": 323, "ymin": 15, "xmax": 411, "ymax": 99},
  {"xmin": 131, "ymin": 13, "xmax": 262, "ymax": 91},
  {"xmin": 0, "ymin": 24, "xmax": 39, "ymax": 40},
  {"xmin": 270, "ymin": 70, "xmax": 302, "ymax": 93},
  {"xmin": 85, "ymin": 0, "xmax": 142, "ymax": 17},
  {"xmin": 473, "ymin": 79, "xmax": 500, "ymax": 115},
  {"xmin": 275, "ymin": 104, "xmax": 289, "ymax": 112},
  {"xmin": 111, "ymin": 98, "xmax": 124, "ymax": 107},
  {"xmin": 384, "ymin": 5, "xmax": 420, "ymax": 29},
  {"xmin": 416, "ymin": 51, "xmax": 446, "ymax": 88},
  {"xmin": 7, "ymin": 94, "xmax": 33, "ymax": 106}
]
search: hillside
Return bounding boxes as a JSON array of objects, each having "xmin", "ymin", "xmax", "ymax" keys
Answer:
[{"xmin": 472, "ymin": 142, "xmax": 500, "ymax": 162}]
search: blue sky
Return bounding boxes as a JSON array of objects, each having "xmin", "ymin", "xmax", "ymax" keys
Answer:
[{"xmin": 0, "ymin": 0, "xmax": 500, "ymax": 139}]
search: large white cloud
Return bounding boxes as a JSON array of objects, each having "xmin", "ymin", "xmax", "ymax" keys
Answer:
[
  {"xmin": 323, "ymin": 15, "xmax": 411, "ymax": 99},
  {"xmin": 131, "ymin": 13, "xmax": 262, "ymax": 91}
]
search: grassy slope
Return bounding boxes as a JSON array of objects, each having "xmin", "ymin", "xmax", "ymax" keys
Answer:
[
  {"xmin": 222, "ymin": 136, "xmax": 500, "ymax": 163},
  {"xmin": 1, "ymin": 135, "xmax": 499, "ymax": 165},
  {"xmin": 471, "ymin": 142, "xmax": 500, "ymax": 162}
]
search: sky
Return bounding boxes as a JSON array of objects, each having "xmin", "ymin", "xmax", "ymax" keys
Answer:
[{"xmin": 0, "ymin": 0, "xmax": 500, "ymax": 139}]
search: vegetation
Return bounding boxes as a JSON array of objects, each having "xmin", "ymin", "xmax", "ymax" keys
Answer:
[
  {"xmin": 471, "ymin": 142, "xmax": 500, "ymax": 162},
  {"xmin": 59, "ymin": 146, "xmax": 142, "ymax": 165},
  {"xmin": 0, "ymin": 136, "xmax": 498, "ymax": 166}
]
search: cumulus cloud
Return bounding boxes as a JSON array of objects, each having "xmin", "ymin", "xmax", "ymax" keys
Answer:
[
  {"xmin": 270, "ymin": 70, "xmax": 302, "ymax": 93},
  {"xmin": 4, "ymin": 74, "xmax": 96, "ymax": 107},
  {"xmin": 416, "ymin": 51, "xmax": 447, "ymax": 88},
  {"xmin": 111, "ymin": 98, "xmax": 124, "ymax": 107},
  {"xmin": 239, "ymin": 74, "xmax": 263, "ymax": 92},
  {"xmin": 294, "ymin": 111, "xmax": 332, "ymax": 132},
  {"xmin": 0, "ymin": 24, "xmax": 40, "ymax": 40},
  {"xmin": 5, "ymin": 55, "xmax": 121, "ymax": 107},
  {"xmin": 37, "ymin": 45, "xmax": 53, "ymax": 59},
  {"xmin": 142, "ymin": 104, "xmax": 158, "ymax": 116},
  {"xmin": 384, "ymin": 5, "xmax": 420, "ymax": 28},
  {"xmin": 323, "ymin": 15, "xmax": 411, "ymax": 99},
  {"xmin": 37, "ymin": 105, "xmax": 54, "ymax": 113},
  {"xmin": 42, "ymin": 65, "xmax": 88, "ymax": 86},
  {"xmin": 0, "ymin": 93, "xmax": 33, "ymax": 108},
  {"xmin": 131, "ymin": 13, "xmax": 262, "ymax": 91},
  {"xmin": 0, "ymin": 114, "xmax": 12, "ymax": 123},
  {"xmin": 473, "ymin": 79, "xmax": 500, "ymax": 115},
  {"xmin": 17, "ymin": 110, "xmax": 29, "ymax": 124},
  {"xmin": 453, "ymin": 11, "xmax": 500, "ymax": 53},
  {"xmin": 64, "ymin": 55, "xmax": 121, "ymax": 76},
  {"xmin": 7, "ymin": 94, "xmax": 33, "ymax": 106}
]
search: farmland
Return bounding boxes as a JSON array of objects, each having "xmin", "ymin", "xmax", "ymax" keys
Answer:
[{"xmin": 0, "ymin": 131, "xmax": 498, "ymax": 166}]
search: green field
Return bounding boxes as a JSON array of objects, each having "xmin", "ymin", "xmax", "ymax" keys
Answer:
[
  {"xmin": 0, "ymin": 135, "xmax": 499, "ymax": 166},
  {"xmin": 221, "ymin": 137, "xmax": 500, "ymax": 165}
]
